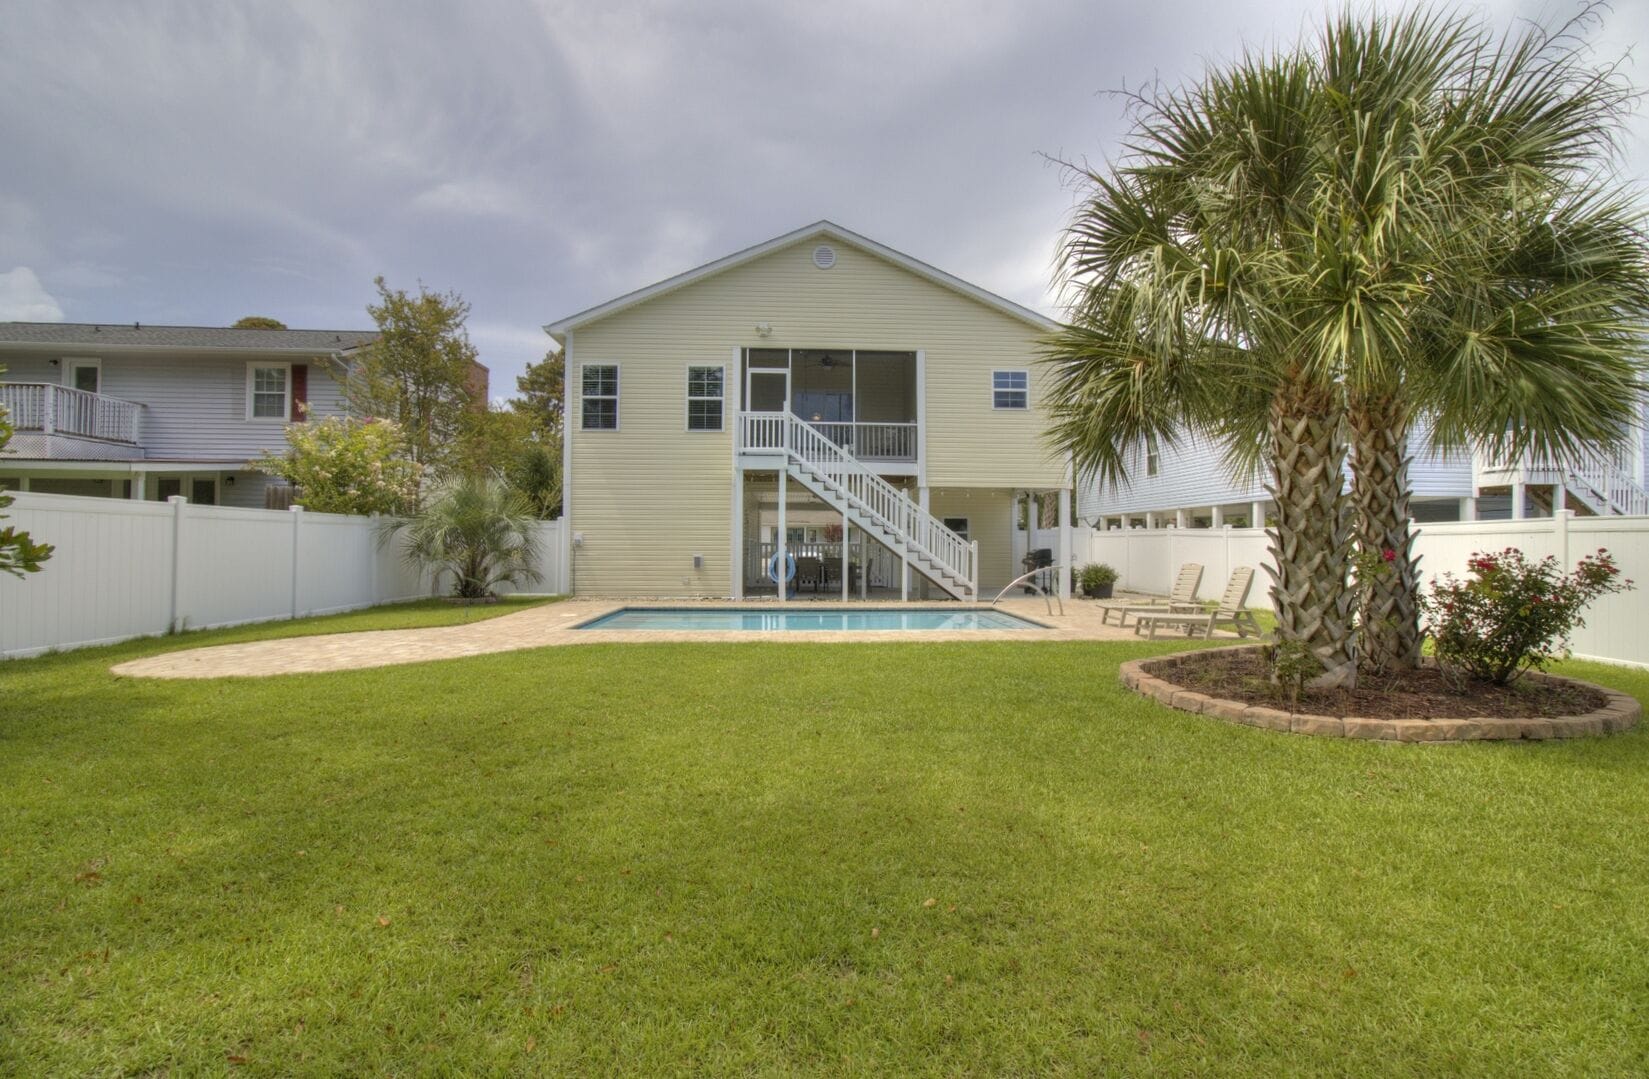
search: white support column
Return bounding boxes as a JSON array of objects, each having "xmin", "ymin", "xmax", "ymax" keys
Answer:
[
  {"xmin": 1553, "ymin": 482, "xmax": 1567, "ymax": 517},
  {"xmin": 1211, "ymin": 504, "xmax": 1224, "ymax": 528},
  {"xmin": 1460, "ymin": 496, "xmax": 1476, "ymax": 522},
  {"xmin": 777, "ymin": 468, "xmax": 788, "ymax": 604},
  {"xmin": 731, "ymin": 472, "xmax": 745, "ymax": 600},
  {"xmin": 1555, "ymin": 508, "xmax": 1572, "ymax": 570},
  {"xmin": 1145, "ymin": 511, "xmax": 1157, "ymax": 530},
  {"xmin": 841, "ymin": 516, "xmax": 850, "ymax": 602},
  {"xmin": 917, "ymin": 486, "xmax": 930, "ymax": 602},
  {"xmin": 1250, "ymin": 501, "xmax": 1265, "ymax": 529},
  {"xmin": 900, "ymin": 491, "xmax": 911, "ymax": 601},
  {"xmin": 1175, "ymin": 508, "xmax": 1189, "ymax": 529},
  {"xmin": 859, "ymin": 529, "xmax": 868, "ymax": 600},
  {"xmin": 1057, "ymin": 488, "xmax": 1072, "ymax": 602},
  {"xmin": 1512, "ymin": 480, "xmax": 1527, "ymax": 520},
  {"xmin": 17, "ymin": 476, "xmax": 29, "ymax": 493}
]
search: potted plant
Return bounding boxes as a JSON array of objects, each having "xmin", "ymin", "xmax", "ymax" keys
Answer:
[{"xmin": 1079, "ymin": 563, "xmax": 1119, "ymax": 599}]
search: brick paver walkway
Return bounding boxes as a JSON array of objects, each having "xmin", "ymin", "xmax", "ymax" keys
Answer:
[{"xmin": 111, "ymin": 595, "xmax": 1245, "ymax": 680}]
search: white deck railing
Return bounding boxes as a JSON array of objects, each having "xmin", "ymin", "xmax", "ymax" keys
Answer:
[
  {"xmin": 804, "ymin": 421, "xmax": 917, "ymax": 461},
  {"xmin": 737, "ymin": 410, "xmax": 977, "ymax": 597},
  {"xmin": 0, "ymin": 383, "xmax": 143, "ymax": 445},
  {"xmin": 1476, "ymin": 443, "xmax": 1648, "ymax": 517}
]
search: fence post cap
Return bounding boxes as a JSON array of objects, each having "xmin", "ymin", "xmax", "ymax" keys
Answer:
[{"xmin": 167, "ymin": 495, "xmax": 187, "ymax": 504}]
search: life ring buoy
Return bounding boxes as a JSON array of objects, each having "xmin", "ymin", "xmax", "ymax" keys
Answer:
[{"xmin": 766, "ymin": 550, "xmax": 797, "ymax": 584}]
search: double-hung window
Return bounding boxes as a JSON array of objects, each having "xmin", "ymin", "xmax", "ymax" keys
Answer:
[
  {"xmin": 992, "ymin": 370, "xmax": 1028, "ymax": 410},
  {"xmin": 1145, "ymin": 432, "xmax": 1160, "ymax": 476},
  {"xmin": 247, "ymin": 363, "xmax": 290, "ymax": 420},
  {"xmin": 686, "ymin": 365, "xmax": 724, "ymax": 431},
  {"xmin": 582, "ymin": 364, "xmax": 619, "ymax": 430}
]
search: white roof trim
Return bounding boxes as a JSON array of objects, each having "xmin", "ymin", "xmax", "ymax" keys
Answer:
[{"xmin": 543, "ymin": 220, "xmax": 1058, "ymax": 341}]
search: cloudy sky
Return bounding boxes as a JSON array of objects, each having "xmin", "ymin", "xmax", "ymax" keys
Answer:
[{"xmin": 2, "ymin": 0, "xmax": 1646, "ymax": 396}]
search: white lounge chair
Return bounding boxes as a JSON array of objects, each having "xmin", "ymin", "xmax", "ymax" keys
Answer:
[
  {"xmin": 1099, "ymin": 563, "xmax": 1204, "ymax": 626},
  {"xmin": 1133, "ymin": 566, "xmax": 1262, "ymax": 640}
]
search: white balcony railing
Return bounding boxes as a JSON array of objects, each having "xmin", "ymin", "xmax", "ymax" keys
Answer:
[
  {"xmin": 0, "ymin": 383, "xmax": 143, "ymax": 445},
  {"xmin": 804, "ymin": 421, "xmax": 917, "ymax": 461}
]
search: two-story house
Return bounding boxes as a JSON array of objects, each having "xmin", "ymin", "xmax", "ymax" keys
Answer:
[
  {"xmin": 546, "ymin": 221, "xmax": 1073, "ymax": 601},
  {"xmin": 0, "ymin": 322, "xmax": 379, "ymax": 507}
]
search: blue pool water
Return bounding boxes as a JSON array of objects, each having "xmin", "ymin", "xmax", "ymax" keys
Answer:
[{"xmin": 576, "ymin": 607, "xmax": 1044, "ymax": 632}]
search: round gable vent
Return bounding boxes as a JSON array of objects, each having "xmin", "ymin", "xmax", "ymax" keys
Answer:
[{"xmin": 812, "ymin": 244, "xmax": 836, "ymax": 270}]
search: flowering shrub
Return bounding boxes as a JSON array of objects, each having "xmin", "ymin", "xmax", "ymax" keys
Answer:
[
  {"xmin": 1422, "ymin": 547, "xmax": 1633, "ymax": 685},
  {"xmin": 253, "ymin": 417, "xmax": 420, "ymax": 516}
]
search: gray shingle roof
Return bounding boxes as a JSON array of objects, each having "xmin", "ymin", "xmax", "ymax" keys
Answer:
[{"xmin": 0, "ymin": 322, "xmax": 378, "ymax": 352}]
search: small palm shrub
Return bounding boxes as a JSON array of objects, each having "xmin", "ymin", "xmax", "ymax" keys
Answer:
[
  {"xmin": 381, "ymin": 475, "xmax": 542, "ymax": 599},
  {"xmin": 1422, "ymin": 548, "xmax": 1633, "ymax": 685}
]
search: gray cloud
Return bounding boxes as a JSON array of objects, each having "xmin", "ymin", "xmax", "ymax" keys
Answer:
[{"xmin": 1, "ymin": 0, "xmax": 1643, "ymax": 396}]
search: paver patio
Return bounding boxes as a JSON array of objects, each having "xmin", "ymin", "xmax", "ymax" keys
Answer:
[{"xmin": 110, "ymin": 595, "xmax": 1223, "ymax": 679}]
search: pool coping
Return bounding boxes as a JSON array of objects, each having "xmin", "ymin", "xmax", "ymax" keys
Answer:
[{"xmin": 569, "ymin": 603, "xmax": 1053, "ymax": 631}]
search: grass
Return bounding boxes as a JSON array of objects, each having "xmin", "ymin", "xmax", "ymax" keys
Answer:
[{"xmin": 2, "ymin": 606, "xmax": 1647, "ymax": 1074}]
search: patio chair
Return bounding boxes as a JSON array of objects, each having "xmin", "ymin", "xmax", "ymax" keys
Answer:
[
  {"xmin": 1132, "ymin": 566, "xmax": 1261, "ymax": 640},
  {"xmin": 795, "ymin": 556, "xmax": 826, "ymax": 593},
  {"xmin": 1098, "ymin": 563, "xmax": 1204, "ymax": 626}
]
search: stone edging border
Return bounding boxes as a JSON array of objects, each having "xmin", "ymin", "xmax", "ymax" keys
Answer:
[{"xmin": 1118, "ymin": 645, "xmax": 1641, "ymax": 741}]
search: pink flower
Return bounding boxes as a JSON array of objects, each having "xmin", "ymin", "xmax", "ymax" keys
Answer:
[{"xmin": 1382, "ymin": 548, "xmax": 1396, "ymax": 563}]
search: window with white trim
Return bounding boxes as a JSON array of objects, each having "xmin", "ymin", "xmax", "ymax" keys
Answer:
[
  {"xmin": 582, "ymin": 364, "xmax": 618, "ymax": 430},
  {"xmin": 247, "ymin": 364, "xmax": 290, "ymax": 420},
  {"xmin": 687, "ymin": 365, "xmax": 724, "ymax": 431},
  {"xmin": 992, "ymin": 370, "xmax": 1028, "ymax": 409},
  {"xmin": 942, "ymin": 516, "xmax": 970, "ymax": 540},
  {"xmin": 1145, "ymin": 432, "xmax": 1160, "ymax": 477}
]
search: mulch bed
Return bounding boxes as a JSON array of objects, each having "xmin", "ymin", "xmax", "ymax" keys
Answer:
[{"xmin": 1148, "ymin": 648, "xmax": 1606, "ymax": 721}]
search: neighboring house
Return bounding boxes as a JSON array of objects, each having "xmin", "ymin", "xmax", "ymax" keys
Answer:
[
  {"xmin": 1078, "ymin": 411, "xmax": 1649, "ymax": 530},
  {"xmin": 546, "ymin": 221, "xmax": 1073, "ymax": 601},
  {"xmin": 0, "ymin": 322, "xmax": 379, "ymax": 507}
]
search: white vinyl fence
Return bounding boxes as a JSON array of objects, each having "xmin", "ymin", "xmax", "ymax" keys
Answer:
[
  {"xmin": 0, "ymin": 492, "xmax": 567, "ymax": 659},
  {"xmin": 1082, "ymin": 513, "xmax": 1649, "ymax": 668}
]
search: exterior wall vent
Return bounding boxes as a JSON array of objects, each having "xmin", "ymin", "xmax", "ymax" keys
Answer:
[{"xmin": 812, "ymin": 244, "xmax": 836, "ymax": 270}]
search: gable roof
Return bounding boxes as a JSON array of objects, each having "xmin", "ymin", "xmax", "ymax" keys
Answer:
[
  {"xmin": 0, "ymin": 322, "xmax": 378, "ymax": 353},
  {"xmin": 544, "ymin": 220, "xmax": 1059, "ymax": 342}
]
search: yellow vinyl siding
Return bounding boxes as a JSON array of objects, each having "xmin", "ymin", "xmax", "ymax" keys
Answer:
[
  {"xmin": 567, "ymin": 235, "xmax": 1065, "ymax": 597},
  {"xmin": 927, "ymin": 488, "xmax": 1018, "ymax": 595}
]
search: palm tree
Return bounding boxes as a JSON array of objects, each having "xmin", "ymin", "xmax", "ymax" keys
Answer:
[
  {"xmin": 1046, "ymin": 6, "xmax": 1649, "ymax": 686},
  {"xmin": 380, "ymin": 474, "xmax": 542, "ymax": 599},
  {"xmin": 1312, "ymin": 10, "xmax": 1649, "ymax": 671},
  {"xmin": 1046, "ymin": 47, "xmax": 1361, "ymax": 686}
]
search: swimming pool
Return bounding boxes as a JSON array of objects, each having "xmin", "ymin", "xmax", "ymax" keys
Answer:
[{"xmin": 575, "ymin": 607, "xmax": 1045, "ymax": 632}]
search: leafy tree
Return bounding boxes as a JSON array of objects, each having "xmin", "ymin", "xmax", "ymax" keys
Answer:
[
  {"xmin": 348, "ymin": 277, "xmax": 482, "ymax": 488},
  {"xmin": 252, "ymin": 417, "xmax": 420, "ymax": 516},
  {"xmin": 232, "ymin": 316, "xmax": 287, "ymax": 330},
  {"xmin": 0, "ymin": 366, "xmax": 53, "ymax": 577},
  {"xmin": 507, "ymin": 436, "xmax": 562, "ymax": 520},
  {"xmin": 515, "ymin": 348, "xmax": 564, "ymax": 433},
  {"xmin": 379, "ymin": 474, "xmax": 542, "ymax": 599}
]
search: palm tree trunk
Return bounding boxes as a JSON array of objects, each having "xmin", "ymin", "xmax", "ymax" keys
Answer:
[
  {"xmin": 1350, "ymin": 395, "xmax": 1422, "ymax": 673},
  {"xmin": 1266, "ymin": 378, "xmax": 1357, "ymax": 689}
]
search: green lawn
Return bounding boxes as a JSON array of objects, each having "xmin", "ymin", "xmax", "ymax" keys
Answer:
[{"xmin": 2, "ymin": 605, "xmax": 1647, "ymax": 1074}]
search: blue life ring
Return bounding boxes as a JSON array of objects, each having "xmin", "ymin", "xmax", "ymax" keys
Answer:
[{"xmin": 767, "ymin": 550, "xmax": 797, "ymax": 584}]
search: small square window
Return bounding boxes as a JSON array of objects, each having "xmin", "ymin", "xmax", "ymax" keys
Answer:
[
  {"xmin": 581, "ymin": 364, "xmax": 619, "ymax": 430},
  {"xmin": 248, "ymin": 365, "xmax": 289, "ymax": 419},
  {"xmin": 992, "ymin": 370, "xmax": 1028, "ymax": 409},
  {"xmin": 942, "ymin": 516, "xmax": 970, "ymax": 540},
  {"xmin": 687, "ymin": 365, "xmax": 724, "ymax": 431}
]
